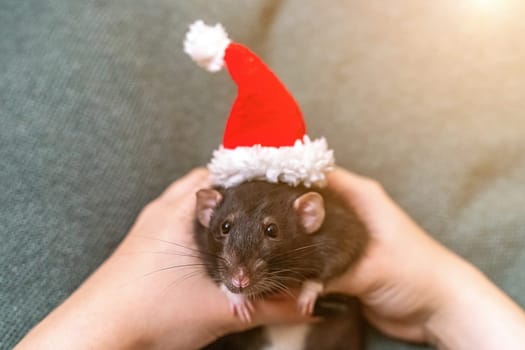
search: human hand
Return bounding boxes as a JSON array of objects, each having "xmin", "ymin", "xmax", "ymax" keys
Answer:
[
  {"xmin": 16, "ymin": 168, "xmax": 308, "ymax": 350},
  {"xmin": 325, "ymin": 167, "xmax": 525, "ymax": 349},
  {"xmin": 325, "ymin": 167, "xmax": 453, "ymax": 341}
]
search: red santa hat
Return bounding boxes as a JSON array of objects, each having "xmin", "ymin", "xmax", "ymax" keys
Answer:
[{"xmin": 184, "ymin": 20, "xmax": 334, "ymax": 188}]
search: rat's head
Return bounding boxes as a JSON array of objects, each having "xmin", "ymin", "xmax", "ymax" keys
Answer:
[{"xmin": 195, "ymin": 182, "xmax": 325, "ymax": 296}]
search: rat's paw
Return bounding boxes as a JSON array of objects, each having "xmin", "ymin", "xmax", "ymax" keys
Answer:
[
  {"xmin": 298, "ymin": 280, "xmax": 324, "ymax": 315},
  {"xmin": 230, "ymin": 297, "xmax": 254, "ymax": 323},
  {"xmin": 220, "ymin": 284, "xmax": 254, "ymax": 323},
  {"xmin": 298, "ymin": 294, "xmax": 316, "ymax": 316}
]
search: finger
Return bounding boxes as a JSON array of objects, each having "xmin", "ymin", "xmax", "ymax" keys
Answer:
[
  {"xmin": 362, "ymin": 307, "xmax": 426, "ymax": 342},
  {"xmin": 327, "ymin": 166, "xmax": 371, "ymax": 187},
  {"xmin": 160, "ymin": 168, "xmax": 210, "ymax": 202},
  {"xmin": 327, "ymin": 167, "xmax": 375, "ymax": 197},
  {"xmin": 251, "ymin": 297, "xmax": 314, "ymax": 326},
  {"xmin": 327, "ymin": 166, "xmax": 392, "ymax": 216},
  {"xmin": 323, "ymin": 237, "xmax": 384, "ymax": 297},
  {"xmin": 323, "ymin": 269, "xmax": 365, "ymax": 295}
]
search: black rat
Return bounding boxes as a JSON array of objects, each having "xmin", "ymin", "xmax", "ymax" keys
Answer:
[
  {"xmin": 195, "ymin": 181, "xmax": 368, "ymax": 349},
  {"xmin": 194, "ymin": 180, "xmax": 369, "ymax": 349}
]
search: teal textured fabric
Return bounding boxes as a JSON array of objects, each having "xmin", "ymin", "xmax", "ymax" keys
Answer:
[{"xmin": 2, "ymin": 1, "xmax": 525, "ymax": 349}]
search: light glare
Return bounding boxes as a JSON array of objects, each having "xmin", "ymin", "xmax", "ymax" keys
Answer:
[{"xmin": 471, "ymin": 0, "xmax": 506, "ymax": 13}]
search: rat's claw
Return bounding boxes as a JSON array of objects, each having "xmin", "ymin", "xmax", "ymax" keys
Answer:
[
  {"xmin": 221, "ymin": 284, "xmax": 253, "ymax": 323},
  {"xmin": 246, "ymin": 299, "xmax": 254, "ymax": 313},
  {"xmin": 241, "ymin": 303, "xmax": 252, "ymax": 323},
  {"xmin": 297, "ymin": 280, "xmax": 323, "ymax": 316},
  {"xmin": 299, "ymin": 297, "xmax": 315, "ymax": 315},
  {"xmin": 232, "ymin": 300, "xmax": 252, "ymax": 323}
]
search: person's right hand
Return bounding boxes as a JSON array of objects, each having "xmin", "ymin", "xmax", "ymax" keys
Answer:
[{"xmin": 325, "ymin": 167, "xmax": 525, "ymax": 349}]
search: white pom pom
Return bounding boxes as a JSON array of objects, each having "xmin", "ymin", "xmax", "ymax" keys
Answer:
[{"xmin": 183, "ymin": 20, "xmax": 231, "ymax": 72}]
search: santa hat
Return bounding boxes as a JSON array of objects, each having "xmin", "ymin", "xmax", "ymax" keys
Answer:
[{"xmin": 184, "ymin": 20, "xmax": 334, "ymax": 188}]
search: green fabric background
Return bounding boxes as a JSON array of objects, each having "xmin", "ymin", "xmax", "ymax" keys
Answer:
[{"xmin": 1, "ymin": 1, "xmax": 524, "ymax": 349}]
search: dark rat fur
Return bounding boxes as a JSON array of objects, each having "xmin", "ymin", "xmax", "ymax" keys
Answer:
[
  {"xmin": 194, "ymin": 181, "xmax": 368, "ymax": 297},
  {"xmin": 194, "ymin": 181, "xmax": 368, "ymax": 350}
]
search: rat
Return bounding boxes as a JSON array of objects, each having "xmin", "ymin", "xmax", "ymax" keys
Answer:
[{"xmin": 194, "ymin": 180, "xmax": 369, "ymax": 349}]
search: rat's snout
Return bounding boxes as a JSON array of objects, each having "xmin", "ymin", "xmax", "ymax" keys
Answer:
[{"xmin": 231, "ymin": 267, "xmax": 250, "ymax": 289}]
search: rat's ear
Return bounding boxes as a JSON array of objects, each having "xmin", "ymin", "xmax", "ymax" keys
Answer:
[
  {"xmin": 195, "ymin": 189, "xmax": 223, "ymax": 228},
  {"xmin": 293, "ymin": 192, "xmax": 325, "ymax": 234}
]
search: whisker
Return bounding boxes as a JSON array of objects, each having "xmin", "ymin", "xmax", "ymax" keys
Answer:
[
  {"xmin": 130, "ymin": 234, "xmax": 200, "ymax": 251},
  {"xmin": 268, "ymin": 242, "xmax": 327, "ymax": 263},
  {"xmin": 161, "ymin": 270, "xmax": 206, "ymax": 296},
  {"xmin": 252, "ymin": 277, "xmax": 289, "ymax": 296},
  {"xmin": 115, "ymin": 250, "xmax": 204, "ymax": 260},
  {"xmin": 142, "ymin": 263, "xmax": 206, "ymax": 278},
  {"xmin": 256, "ymin": 278, "xmax": 296, "ymax": 299},
  {"xmin": 130, "ymin": 234, "xmax": 226, "ymax": 261}
]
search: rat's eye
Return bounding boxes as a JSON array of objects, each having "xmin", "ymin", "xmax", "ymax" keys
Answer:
[
  {"xmin": 221, "ymin": 221, "xmax": 232, "ymax": 235},
  {"xmin": 264, "ymin": 223, "xmax": 278, "ymax": 238}
]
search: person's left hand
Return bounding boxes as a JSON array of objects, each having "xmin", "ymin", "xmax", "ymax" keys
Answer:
[{"xmin": 16, "ymin": 168, "xmax": 308, "ymax": 350}]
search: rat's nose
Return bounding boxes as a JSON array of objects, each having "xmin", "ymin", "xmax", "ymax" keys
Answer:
[{"xmin": 231, "ymin": 268, "xmax": 250, "ymax": 289}]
